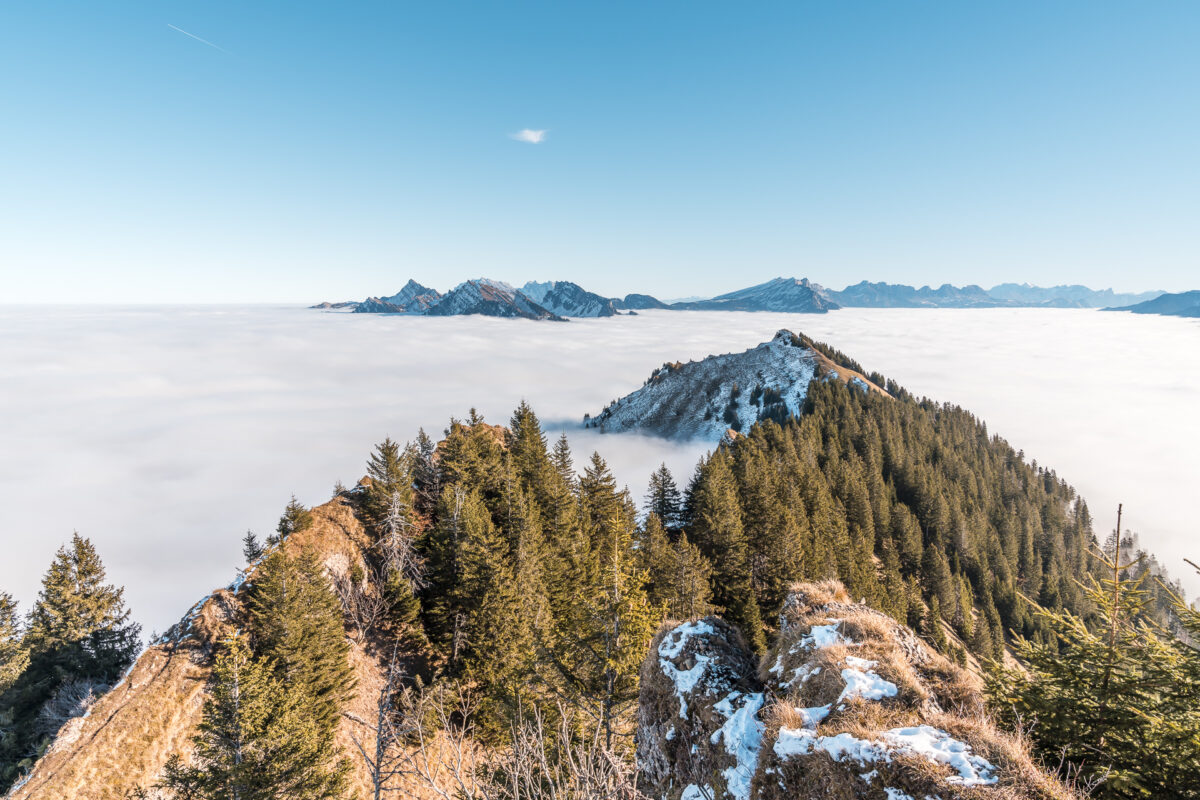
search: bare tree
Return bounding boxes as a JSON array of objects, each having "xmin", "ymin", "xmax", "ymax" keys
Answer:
[
  {"xmin": 333, "ymin": 561, "xmax": 392, "ymax": 643},
  {"xmin": 378, "ymin": 491, "xmax": 426, "ymax": 592},
  {"xmin": 390, "ymin": 684, "xmax": 644, "ymax": 800}
]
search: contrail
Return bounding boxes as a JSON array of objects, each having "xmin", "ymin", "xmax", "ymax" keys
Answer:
[{"xmin": 167, "ymin": 23, "xmax": 227, "ymax": 53}]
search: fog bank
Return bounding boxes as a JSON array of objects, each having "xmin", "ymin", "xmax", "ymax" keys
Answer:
[{"xmin": 1, "ymin": 306, "xmax": 1196, "ymax": 632}]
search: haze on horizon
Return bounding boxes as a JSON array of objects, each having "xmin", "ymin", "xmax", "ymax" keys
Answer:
[{"xmin": 2, "ymin": 1, "xmax": 1199, "ymax": 302}]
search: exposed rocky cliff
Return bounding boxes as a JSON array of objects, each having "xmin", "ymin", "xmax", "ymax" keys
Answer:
[{"xmin": 638, "ymin": 581, "xmax": 1077, "ymax": 800}]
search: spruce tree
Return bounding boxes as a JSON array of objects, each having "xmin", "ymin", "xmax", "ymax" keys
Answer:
[
  {"xmin": 159, "ymin": 634, "xmax": 350, "ymax": 800},
  {"xmin": 273, "ymin": 495, "xmax": 313, "ymax": 545},
  {"xmin": 640, "ymin": 515, "xmax": 715, "ymax": 621},
  {"xmin": 987, "ymin": 515, "xmax": 1198, "ymax": 799},
  {"xmin": 246, "ymin": 548, "xmax": 354, "ymax": 742},
  {"xmin": 687, "ymin": 452, "xmax": 766, "ymax": 652},
  {"xmin": 645, "ymin": 464, "xmax": 683, "ymax": 531},
  {"xmin": 0, "ymin": 592, "xmax": 27, "ymax": 695},
  {"xmin": 0, "ymin": 534, "xmax": 140, "ymax": 789}
]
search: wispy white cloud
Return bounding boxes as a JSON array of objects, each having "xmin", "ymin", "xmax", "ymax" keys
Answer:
[
  {"xmin": 167, "ymin": 23, "xmax": 227, "ymax": 53},
  {"xmin": 510, "ymin": 128, "xmax": 547, "ymax": 144}
]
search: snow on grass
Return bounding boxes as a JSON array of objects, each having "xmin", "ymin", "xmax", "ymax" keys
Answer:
[
  {"xmin": 773, "ymin": 725, "xmax": 997, "ymax": 787},
  {"xmin": 884, "ymin": 789, "xmax": 915, "ymax": 800},
  {"xmin": 800, "ymin": 621, "xmax": 847, "ymax": 650},
  {"xmin": 837, "ymin": 665, "xmax": 898, "ymax": 704},
  {"xmin": 795, "ymin": 703, "xmax": 831, "ymax": 727},
  {"xmin": 882, "ymin": 726, "xmax": 997, "ymax": 786},
  {"xmin": 709, "ymin": 691, "xmax": 765, "ymax": 800},
  {"xmin": 680, "ymin": 784, "xmax": 713, "ymax": 800},
  {"xmin": 658, "ymin": 620, "xmax": 716, "ymax": 719}
]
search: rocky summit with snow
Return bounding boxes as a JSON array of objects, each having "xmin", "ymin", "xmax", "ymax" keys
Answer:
[
  {"xmin": 423, "ymin": 278, "xmax": 566, "ymax": 320},
  {"xmin": 587, "ymin": 330, "xmax": 887, "ymax": 440},
  {"xmin": 521, "ymin": 280, "xmax": 620, "ymax": 317},
  {"xmin": 638, "ymin": 581, "xmax": 1077, "ymax": 800}
]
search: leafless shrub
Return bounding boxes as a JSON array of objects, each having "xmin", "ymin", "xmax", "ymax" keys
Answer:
[
  {"xmin": 35, "ymin": 678, "xmax": 104, "ymax": 738},
  {"xmin": 389, "ymin": 684, "xmax": 645, "ymax": 800},
  {"xmin": 333, "ymin": 560, "xmax": 392, "ymax": 643}
]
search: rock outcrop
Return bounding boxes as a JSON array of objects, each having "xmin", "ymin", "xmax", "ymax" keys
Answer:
[
  {"xmin": 588, "ymin": 330, "xmax": 887, "ymax": 441},
  {"xmin": 637, "ymin": 581, "xmax": 1078, "ymax": 800}
]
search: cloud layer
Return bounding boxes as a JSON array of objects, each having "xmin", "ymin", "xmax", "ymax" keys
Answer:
[
  {"xmin": 510, "ymin": 128, "xmax": 546, "ymax": 143},
  {"xmin": 1, "ymin": 307, "xmax": 1196, "ymax": 632}
]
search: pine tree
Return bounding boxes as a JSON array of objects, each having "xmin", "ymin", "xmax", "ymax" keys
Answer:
[
  {"xmin": 0, "ymin": 593, "xmax": 26, "ymax": 695},
  {"xmin": 159, "ymin": 634, "xmax": 350, "ymax": 800},
  {"xmin": 246, "ymin": 548, "xmax": 354, "ymax": 741}
]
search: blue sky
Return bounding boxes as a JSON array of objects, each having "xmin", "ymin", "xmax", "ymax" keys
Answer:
[{"xmin": 1, "ymin": 1, "xmax": 1197, "ymax": 302}]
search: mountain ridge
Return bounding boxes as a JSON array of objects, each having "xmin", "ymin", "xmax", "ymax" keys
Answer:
[
  {"xmin": 586, "ymin": 330, "xmax": 887, "ymax": 440},
  {"xmin": 314, "ymin": 277, "xmax": 1170, "ymax": 320}
]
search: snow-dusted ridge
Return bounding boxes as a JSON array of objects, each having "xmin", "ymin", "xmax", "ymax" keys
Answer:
[
  {"xmin": 638, "ymin": 581, "xmax": 1073, "ymax": 800},
  {"xmin": 587, "ymin": 330, "xmax": 887, "ymax": 441}
]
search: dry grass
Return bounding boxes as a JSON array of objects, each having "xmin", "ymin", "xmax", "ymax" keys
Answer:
[
  {"xmin": 10, "ymin": 492, "xmax": 405, "ymax": 800},
  {"xmin": 744, "ymin": 581, "xmax": 1081, "ymax": 800}
]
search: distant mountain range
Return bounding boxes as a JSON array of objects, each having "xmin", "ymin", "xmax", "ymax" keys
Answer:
[
  {"xmin": 312, "ymin": 277, "xmax": 1170, "ymax": 320},
  {"xmin": 1107, "ymin": 290, "xmax": 1200, "ymax": 318}
]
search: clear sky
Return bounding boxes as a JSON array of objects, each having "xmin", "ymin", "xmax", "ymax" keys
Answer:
[{"xmin": 1, "ymin": 1, "xmax": 1197, "ymax": 302}]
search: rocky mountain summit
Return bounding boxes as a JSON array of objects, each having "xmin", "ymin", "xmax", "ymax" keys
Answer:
[
  {"xmin": 587, "ymin": 330, "xmax": 886, "ymax": 440},
  {"xmin": 638, "ymin": 581, "xmax": 1077, "ymax": 800},
  {"xmin": 423, "ymin": 279, "xmax": 566, "ymax": 320}
]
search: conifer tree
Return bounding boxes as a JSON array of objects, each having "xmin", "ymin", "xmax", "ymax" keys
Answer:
[
  {"xmin": 545, "ymin": 454, "xmax": 655, "ymax": 749},
  {"xmin": 0, "ymin": 592, "xmax": 26, "ymax": 696},
  {"xmin": 273, "ymin": 495, "xmax": 313, "ymax": 546},
  {"xmin": 686, "ymin": 452, "xmax": 766, "ymax": 652},
  {"xmin": 640, "ymin": 514, "xmax": 715, "ymax": 621},
  {"xmin": 412, "ymin": 428, "xmax": 440, "ymax": 517},
  {"xmin": 645, "ymin": 464, "xmax": 683, "ymax": 531},
  {"xmin": 364, "ymin": 439, "xmax": 416, "ymax": 531},
  {"xmin": 159, "ymin": 634, "xmax": 350, "ymax": 800},
  {"xmin": 242, "ymin": 531, "xmax": 264, "ymax": 565},
  {"xmin": 246, "ymin": 548, "xmax": 354, "ymax": 742},
  {"xmin": 0, "ymin": 534, "xmax": 140, "ymax": 789},
  {"xmin": 987, "ymin": 509, "xmax": 1199, "ymax": 798}
]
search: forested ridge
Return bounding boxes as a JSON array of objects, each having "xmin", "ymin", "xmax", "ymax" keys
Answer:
[{"xmin": 1, "ymin": 349, "xmax": 1196, "ymax": 798}]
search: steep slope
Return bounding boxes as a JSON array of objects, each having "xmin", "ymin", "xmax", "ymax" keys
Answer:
[
  {"xmin": 586, "ymin": 330, "xmax": 886, "ymax": 440},
  {"xmin": 425, "ymin": 279, "xmax": 566, "ymax": 321},
  {"xmin": 1108, "ymin": 289, "xmax": 1200, "ymax": 318},
  {"xmin": 672, "ymin": 278, "xmax": 839, "ymax": 313},
  {"xmin": 380, "ymin": 279, "xmax": 442, "ymax": 312},
  {"xmin": 7, "ymin": 489, "xmax": 403, "ymax": 800},
  {"xmin": 520, "ymin": 280, "xmax": 619, "ymax": 317},
  {"xmin": 638, "ymin": 581, "xmax": 1077, "ymax": 800}
]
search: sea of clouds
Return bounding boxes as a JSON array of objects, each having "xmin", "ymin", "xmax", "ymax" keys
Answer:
[{"xmin": 1, "ymin": 305, "xmax": 1197, "ymax": 633}]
